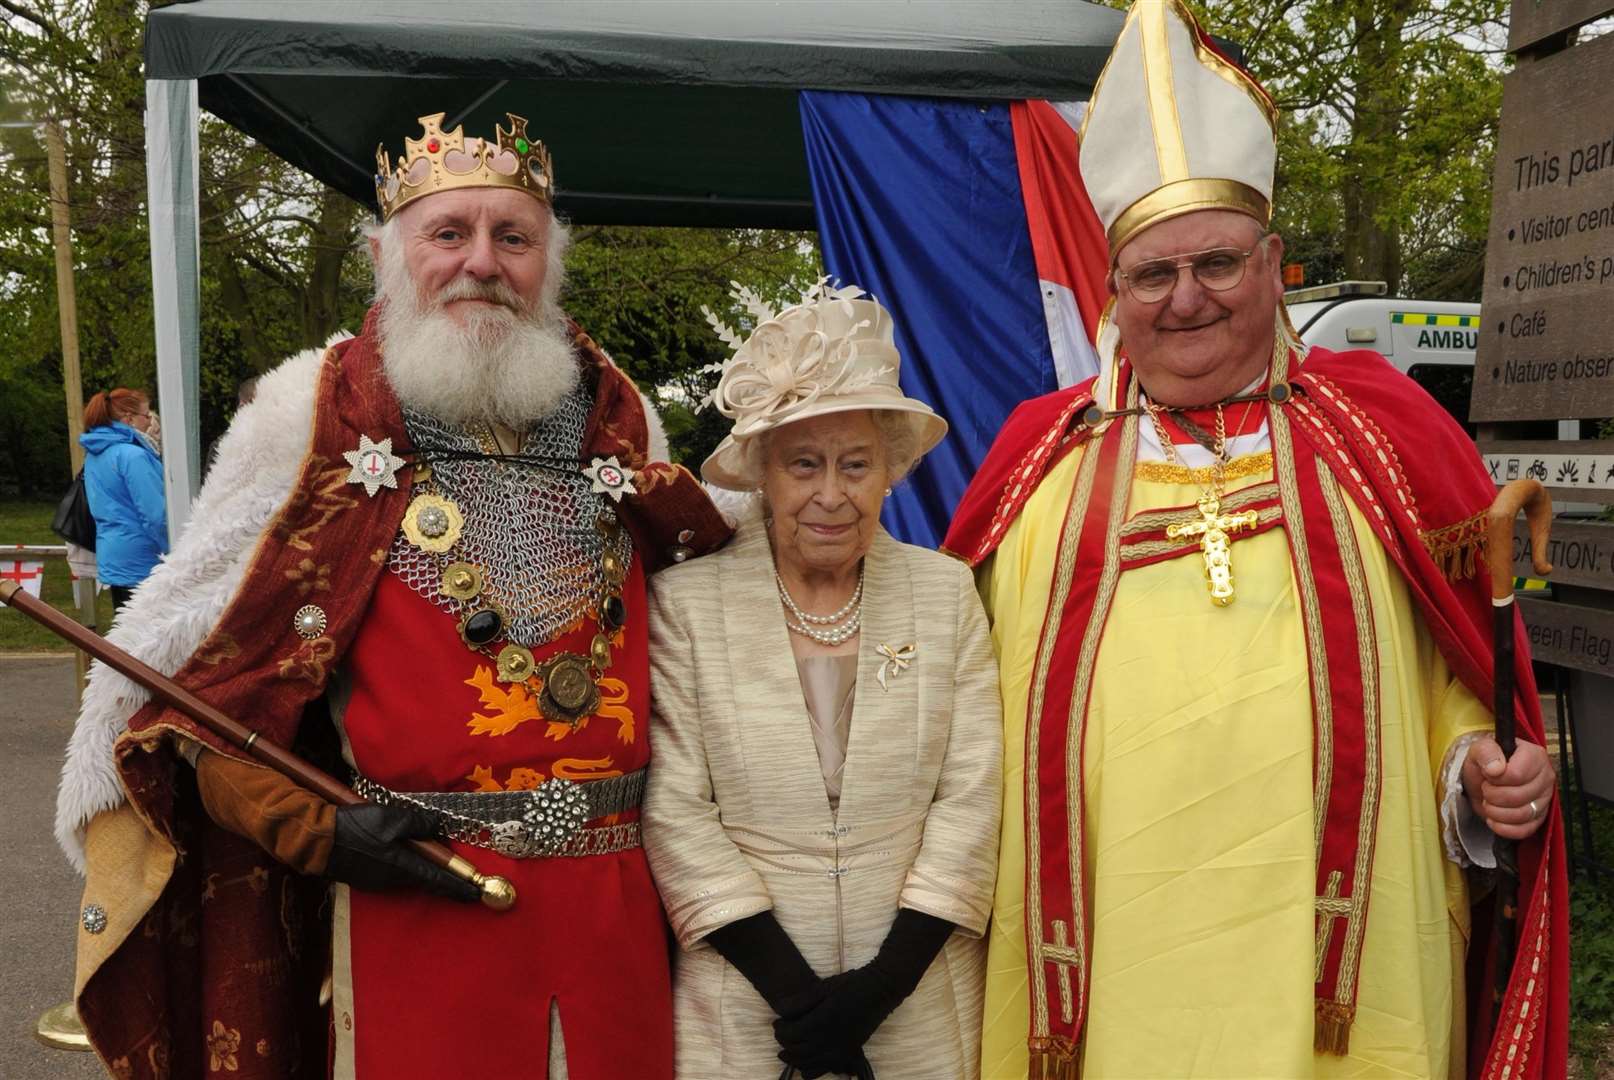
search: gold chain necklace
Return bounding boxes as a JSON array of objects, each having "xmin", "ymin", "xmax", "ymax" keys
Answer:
[{"xmin": 1142, "ymin": 398, "xmax": 1260, "ymax": 607}]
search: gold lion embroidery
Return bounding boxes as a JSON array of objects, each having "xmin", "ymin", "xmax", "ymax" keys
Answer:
[
  {"xmin": 544, "ymin": 676, "xmax": 634, "ymax": 743},
  {"xmin": 464, "ymin": 666, "xmax": 542, "ymax": 737},
  {"xmin": 464, "ymin": 758, "xmax": 623, "ymax": 791}
]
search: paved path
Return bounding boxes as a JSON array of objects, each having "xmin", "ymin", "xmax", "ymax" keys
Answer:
[{"xmin": 1, "ymin": 656, "xmax": 109, "ymax": 1078}]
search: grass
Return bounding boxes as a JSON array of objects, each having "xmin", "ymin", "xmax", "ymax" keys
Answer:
[
  {"xmin": 0, "ymin": 500, "xmax": 117, "ymax": 652},
  {"xmin": 1569, "ymin": 799, "xmax": 1614, "ymax": 1078}
]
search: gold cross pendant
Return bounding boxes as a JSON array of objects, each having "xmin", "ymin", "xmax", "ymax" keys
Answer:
[{"xmin": 1166, "ymin": 496, "xmax": 1261, "ymax": 606}]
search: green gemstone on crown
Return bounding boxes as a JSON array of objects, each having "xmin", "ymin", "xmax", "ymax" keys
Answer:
[{"xmin": 515, "ymin": 137, "xmax": 529, "ymax": 154}]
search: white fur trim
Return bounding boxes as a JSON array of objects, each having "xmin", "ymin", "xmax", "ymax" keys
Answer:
[
  {"xmin": 54, "ymin": 339, "xmax": 342, "ymax": 873},
  {"xmin": 701, "ymin": 484, "xmax": 760, "ymax": 530},
  {"xmin": 638, "ymin": 388, "xmax": 670, "ymax": 463}
]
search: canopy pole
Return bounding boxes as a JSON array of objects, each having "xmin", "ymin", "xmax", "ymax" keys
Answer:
[{"xmin": 144, "ymin": 79, "xmax": 202, "ymax": 544}]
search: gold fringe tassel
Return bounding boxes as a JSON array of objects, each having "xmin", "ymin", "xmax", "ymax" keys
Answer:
[
  {"xmin": 1421, "ymin": 511, "xmax": 1488, "ymax": 582},
  {"xmin": 1028, "ymin": 1038, "xmax": 1081, "ymax": 1080},
  {"xmin": 1314, "ymin": 999, "xmax": 1355, "ymax": 1055}
]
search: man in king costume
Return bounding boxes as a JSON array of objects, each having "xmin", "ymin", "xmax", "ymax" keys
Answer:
[
  {"xmin": 54, "ymin": 112, "xmax": 729, "ymax": 1078},
  {"xmin": 944, "ymin": 3, "xmax": 1569, "ymax": 1076}
]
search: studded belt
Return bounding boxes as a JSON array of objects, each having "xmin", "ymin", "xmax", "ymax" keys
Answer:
[{"xmin": 351, "ymin": 769, "xmax": 646, "ymax": 859}]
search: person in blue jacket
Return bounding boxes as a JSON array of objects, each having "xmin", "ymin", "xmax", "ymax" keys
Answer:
[{"xmin": 79, "ymin": 387, "xmax": 167, "ymax": 610}]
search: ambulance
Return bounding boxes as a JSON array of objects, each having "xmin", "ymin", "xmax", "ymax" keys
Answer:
[{"xmin": 1284, "ymin": 281, "xmax": 1480, "ymax": 431}]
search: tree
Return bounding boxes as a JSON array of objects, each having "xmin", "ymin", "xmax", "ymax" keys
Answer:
[
  {"xmin": 0, "ymin": 0, "xmax": 821, "ymax": 493},
  {"xmin": 562, "ymin": 226, "xmax": 819, "ymax": 466}
]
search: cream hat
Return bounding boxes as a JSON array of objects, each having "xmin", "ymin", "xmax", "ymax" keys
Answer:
[
  {"xmin": 701, "ymin": 281, "xmax": 948, "ymax": 491},
  {"xmin": 1079, "ymin": 0, "xmax": 1278, "ymax": 257}
]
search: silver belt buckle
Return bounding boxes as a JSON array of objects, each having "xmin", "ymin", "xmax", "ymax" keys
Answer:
[{"xmin": 489, "ymin": 778, "xmax": 592, "ymax": 858}]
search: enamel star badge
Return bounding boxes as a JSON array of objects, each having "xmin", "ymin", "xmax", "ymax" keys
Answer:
[
  {"xmin": 583, "ymin": 456, "xmax": 636, "ymax": 502},
  {"xmin": 344, "ymin": 434, "xmax": 406, "ymax": 497}
]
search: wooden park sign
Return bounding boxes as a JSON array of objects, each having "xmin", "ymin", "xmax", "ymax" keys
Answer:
[
  {"xmin": 1471, "ymin": 24, "xmax": 1614, "ymax": 425},
  {"xmin": 1472, "ymin": 2, "xmax": 1614, "ymax": 679},
  {"xmin": 1508, "ymin": 0, "xmax": 1613, "ymax": 52}
]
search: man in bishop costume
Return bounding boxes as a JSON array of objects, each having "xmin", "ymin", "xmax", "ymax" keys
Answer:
[
  {"xmin": 945, "ymin": 2, "xmax": 1569, "ymax": 1076},
  {"xmin": 54, "ymin": 112, "xmax": 728, "ymax": 1078}
]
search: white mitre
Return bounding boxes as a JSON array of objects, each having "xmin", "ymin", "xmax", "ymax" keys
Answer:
[{"xmin": 1079, "ymin": 0, "xmax": 1279, "ymax": 257}]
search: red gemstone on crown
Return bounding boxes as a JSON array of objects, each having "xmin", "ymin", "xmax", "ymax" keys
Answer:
[{"xmin": 427, "ymin": 139, "xmax": 440, "ymax": 153}]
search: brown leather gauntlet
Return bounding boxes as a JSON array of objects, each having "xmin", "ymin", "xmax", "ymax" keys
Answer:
[{"xmin": 194, "ymin": 747, "xmax": 337, "ymax": 874}]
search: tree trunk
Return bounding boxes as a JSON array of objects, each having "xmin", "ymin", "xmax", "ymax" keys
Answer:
[
  {"xmin": 300, "ymin": 187, "xmax": 363, "ymax": 348},
  {"xmin": 1340, "ymin": 0, "xmax": 1410, "ymax": 289}
]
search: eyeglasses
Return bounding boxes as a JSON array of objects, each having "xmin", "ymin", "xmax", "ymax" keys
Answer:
[{"xmin": 1115, "ymin": 240, "xmax": 1267, "ymax": 303}]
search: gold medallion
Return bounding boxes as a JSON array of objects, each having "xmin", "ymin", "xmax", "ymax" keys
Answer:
[
  {"xmin": 402, "ymin": 492, "xmax": 464, "ymax": 553},
  {"xmin": 601, "ymin": 548, "xmax": 627, "ymax": 585},
  {"xmin": 495, "ymin": 643, "xmax": 536, "ymax": 684},
  {"xmin": 535, "ymin": 652, "xmax": 601, "ymax": 724},
  {"xmin": 589, "ymin": 632, "xmax": 613, "ymax": 670},
  {"xmin": 440, "ymin": 561, "xmax": 484, "ymax": 601}
]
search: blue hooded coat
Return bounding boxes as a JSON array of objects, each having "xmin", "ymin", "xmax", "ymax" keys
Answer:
[{"xmin": 80, "ymin": 422, "xmax": 168, "ymax": 586}]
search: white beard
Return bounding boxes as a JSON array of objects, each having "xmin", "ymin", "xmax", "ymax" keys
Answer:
[{"xmin": 375, "ymin": 240, "xmax": 580, "ymax": 428}]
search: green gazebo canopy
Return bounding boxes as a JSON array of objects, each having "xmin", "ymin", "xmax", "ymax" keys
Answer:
[{"xmin": 145, "ymin": 0, "xmax": 1129, "ymax": 228}]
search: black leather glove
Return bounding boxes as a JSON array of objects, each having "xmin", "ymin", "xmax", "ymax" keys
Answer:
[
  {"xmin": 774, "ymin": 909, "xmax": 955, "ymax": 1066},
  {"xmin": 325, "ymin": 802, "xmax": 479, "ymax": 903}
]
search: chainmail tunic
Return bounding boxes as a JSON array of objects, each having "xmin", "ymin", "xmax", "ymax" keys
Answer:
[{"xmin": 388, "ymin": 392, "xmax": 633, "ymax": 650}]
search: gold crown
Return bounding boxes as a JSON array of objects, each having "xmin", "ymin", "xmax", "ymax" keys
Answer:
[{"xmin": 374, "ymin": 112, "xmax": 554, "ymax": 221}]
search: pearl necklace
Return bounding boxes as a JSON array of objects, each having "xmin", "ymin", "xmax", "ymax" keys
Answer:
[{"xmin": 776, "ymin": 566, "xmax": 864, "ymax": 645}]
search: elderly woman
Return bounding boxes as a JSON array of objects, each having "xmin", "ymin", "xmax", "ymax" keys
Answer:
[{"xmin": 641, "ymin": 284, "xmax": 1001, "ymax": 1079}]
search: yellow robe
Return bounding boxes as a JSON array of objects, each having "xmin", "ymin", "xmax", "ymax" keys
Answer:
[{"xmin": 979, "ymin": 448, "xmax": 1492, "ymax": 1079}]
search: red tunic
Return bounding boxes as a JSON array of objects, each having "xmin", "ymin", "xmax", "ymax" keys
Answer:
[
  {"xmin": 82, "ymin": 313, "xmax": 728, "ymax": 1080},
  {"xmin": 333, "ymin": 568, "xmax": 671, "ymax": 1078}
]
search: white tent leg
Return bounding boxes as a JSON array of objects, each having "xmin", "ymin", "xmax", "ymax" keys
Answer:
[{"xmin": 145, "ymin": 78, "xmax": 202, "ymax": 546}]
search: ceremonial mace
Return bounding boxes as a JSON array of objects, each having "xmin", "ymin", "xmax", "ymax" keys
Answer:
[
  {"xmin": 1483, "ymin": 478, "xmax": 1554, "ymax": 1011},
  {"xmin": 0, "ymin": 579, "xmax": 516, "ymax": 911}
]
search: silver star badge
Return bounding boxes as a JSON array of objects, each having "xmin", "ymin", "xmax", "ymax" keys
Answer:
[
  {"xmin": 343, "ymin": 434, "xmax": 405, "ymax": 497},
  {"xmin": 583, "ymin": 456, "xmax": 636, "ymax": 502}
]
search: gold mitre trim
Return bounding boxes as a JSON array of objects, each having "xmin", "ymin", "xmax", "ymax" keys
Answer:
[
  {"xmin": 375, "ymin": 112, "xmax": 554, "ymax": 221},
  {"xmin": 1108, "ymin": 178, "xmax": 1270, "ymax": 256},
  {"xmin": 1081, "ymin": 0, "xmax": 1277, "ymax": 147}
]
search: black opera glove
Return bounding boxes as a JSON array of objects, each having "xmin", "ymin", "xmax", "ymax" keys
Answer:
[
  {"xmin": 705, "ymin": 912, "xmax": 823, "ymax": 1012},
  {"xmin": 703, "ymin": 913, "xmax": 875, "ymax": 1077},
  {"xmin": 325, "ymin": 802, "xmax": 480, "ymax": 903},
  {"xmin": 773, "ymin": 908, "xmax": 955, "ymax": 1065}
]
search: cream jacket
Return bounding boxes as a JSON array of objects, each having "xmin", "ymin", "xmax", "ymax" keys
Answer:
[{"xmin": 643, "ymin": 517, "xmax": 1002, "ymax": 1080}]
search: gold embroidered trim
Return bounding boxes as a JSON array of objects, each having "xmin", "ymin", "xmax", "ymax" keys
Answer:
[
  {"xmin": 1319, "ymin": 464, "xmax": 1383, "ymax": 1037},
  {"xmin": 1061, "ymin": 402, "xmax": 1139, "ymax": 1025},
  {"xmin": 1134, "ymin": 450, "xmax": 1273, "ymax": 486},
  {"xmin": 1022, "ymin": 413, "xmax": 1108, "ymax": 1037},
  {"xmin": 1270, "ymin": 404, "xmax": 1333, "ymax": 851},
  {"xmin": 1421, "ymin": 510, "xmax": 1488, "ymax": 582},
  {"xmin": 1049, "ymin": 921, "xmax": 1077, "ymax": 1024},
  {"xmin": 1314, "ymin": 870, "xmax": 1349, "ymax": 983}
]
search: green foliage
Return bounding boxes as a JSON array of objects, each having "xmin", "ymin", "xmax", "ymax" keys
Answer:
[
  {"xmin": 0, "ymin": 0, "xmax": 374, "ymax": 498},
  {"xmin": 1570, "ymin": 801, "xmax": 1614, "ymax": 1076},
  {"xmin": 560, "ymin": 226, "xmax": 821, "ymax": 467},
  {"xmin": 0, "ymin": 500, "xmax": 114, "ymax": 651}
]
